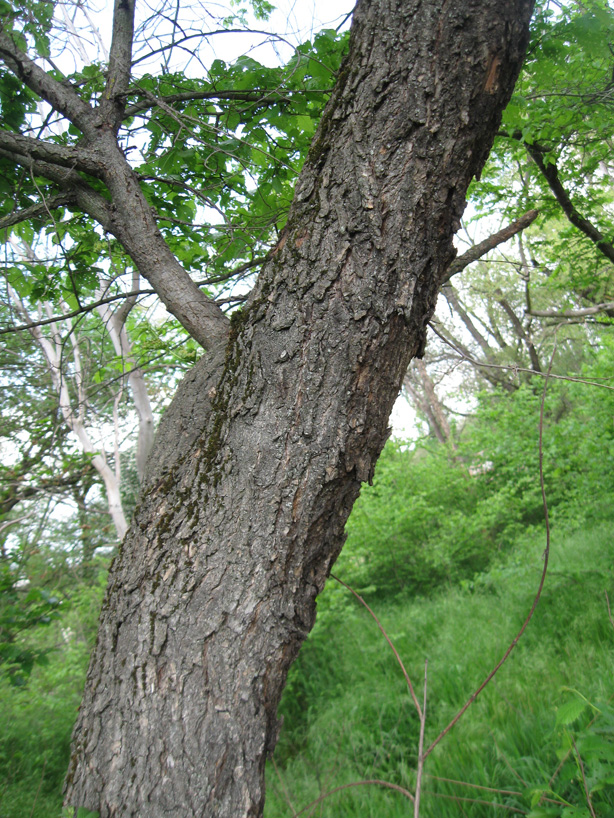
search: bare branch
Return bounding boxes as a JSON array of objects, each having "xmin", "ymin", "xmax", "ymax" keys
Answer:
[
  {"xmin": 130, "ymin": 28, "xmax": 293, "ymax": 69},
  {"xmin": 443, "ymin": 285, "xmax": 494, "ymax": 357},
  {"xmin": 496, "ymin": 295, "xmax": 542, "ymax": 372},
  {"xmin": 294, "ymin": 780, "xmax": 414, "ymax": 815},
  {"xmin": 113, "ymin": 269, "xmax": 140, "ymax": 329},
  {"xmin": 440, "ymin": 210, "xmax": 539, "ymax": 284},
  {"xmin": 0, "ymin": 289, "xmax": 154, "ymax": 336},
  {"xmin": 331, "ymin": 574, "xmax": 422, "ymax": 719},
  {"xmin": 430, "ymin": 323, "xmax": 614, "ymax": 391},
  {"xmin": 414, "ymin": 660, "xmax": 428, "ymax": 818},
  {"xmin": 124, "ymin": 88, "xmax": 329, "ymax": 118},
  {"xmin": 528, "ymin": 301, "xmax": 614, "ymax": 318}
]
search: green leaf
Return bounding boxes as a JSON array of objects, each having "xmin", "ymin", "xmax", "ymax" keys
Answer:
[{"xmin": 556, "ymin": 698, "xmax": 589, "ymax": 727}]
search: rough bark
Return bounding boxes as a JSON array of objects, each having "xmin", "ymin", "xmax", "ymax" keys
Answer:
[{"xmin": 65, "ymin": 1, "xmax": 534, "ymax": 816}]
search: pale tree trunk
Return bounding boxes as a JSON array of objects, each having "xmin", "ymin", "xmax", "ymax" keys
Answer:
[
  {"xmin": 404, "ymin": 359, "xmax": 454, "ymax": 446},
  {"xmin": 97, "ymin": 273, "xmax": 155, "ymax": 482},
  {"xmin": 65, "ymin": 1, "xmax": 534, "ymax": 816},
  {"xmin": 8, "ymin": 289, "xmax": 129, "ymax": 540}
]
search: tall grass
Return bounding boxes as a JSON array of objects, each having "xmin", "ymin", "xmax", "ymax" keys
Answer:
[{"xmin": 265, "ymin": 522, "xmax": 614, "ymax": 817}]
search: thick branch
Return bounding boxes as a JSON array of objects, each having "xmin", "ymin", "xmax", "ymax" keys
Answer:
[
  {"xmin": 0, "ymin": 30, "xmax": 94, "ymax": 135},
  {"xmin": 1, "ymin": 136, "xmax": 228, "ymax": 348},
  {"xmin": 0, "ymin": 130, "xmax": 105, "ymax": 177},
  {"xmin": 526, "ymin": 145, "xmax": 614, "ymax": 266},
  {"xmin": 101, "ymin": 0, "xmax": 136, "ymax": 130},
  {"xmin": 0, "ymin": 148, "xmax": 115, "ymax": 228},
  {"xmin": 440, "ymin": 209, "xmax": 539, "ymax": 284},
  {"xmin": 94, "ymin": 133, "xmax": 230, "ymax": 348}
]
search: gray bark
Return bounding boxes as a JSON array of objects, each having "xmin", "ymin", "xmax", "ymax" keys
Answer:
[{"xmin": 64, "ymin": 1, "xmax": 534, "ymax": 816}]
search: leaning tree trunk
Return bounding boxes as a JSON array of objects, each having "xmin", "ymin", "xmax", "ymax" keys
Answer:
[{"xmin": 65, "ymin": 1, "xmax": 534, "ymax": 815}]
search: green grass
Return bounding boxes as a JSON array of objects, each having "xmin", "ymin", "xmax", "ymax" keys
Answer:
[
  {"xmin": 265, "ymin": 522, "xmax": 614, "ymax": 817},
  {"xmin": 1, "ymin": 522, "xmax": 612, "ymax": 817}
]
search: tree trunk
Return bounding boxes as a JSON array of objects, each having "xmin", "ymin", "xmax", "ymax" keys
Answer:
[
  {"xmin": 65, "ymin": 1, "xmax": 534, "ymax": 815},
  {"xmin": 404, "ymin": 359, "xmax": 455, "ymax": 446}
]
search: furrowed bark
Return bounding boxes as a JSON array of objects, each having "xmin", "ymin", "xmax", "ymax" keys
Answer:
[{"xmin": 65, "ymin": 1, "xmax": 535, "ymax": 816}]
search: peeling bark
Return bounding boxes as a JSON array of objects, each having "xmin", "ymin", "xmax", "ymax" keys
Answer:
[{"xmin": 65, "ymin": 1, "xmax": 535, "ymax": 816}]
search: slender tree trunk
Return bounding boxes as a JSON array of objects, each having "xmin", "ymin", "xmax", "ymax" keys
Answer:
[
  {"xmin": 8, "ymin": 288, "xmax": 130, "ymax": 539},
  {"xmin": 65, "ymin": 1, "xmax": 534, "ymax": 815},
  {"xmin": 97, "ymin": 290, "xmax": 156, "ymax": 482},
  {"xmin": 404, "ymin": 359, "xmax": 454, "ymax": 446}
]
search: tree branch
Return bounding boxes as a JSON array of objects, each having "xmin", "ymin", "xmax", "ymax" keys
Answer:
[
  {"xmin": 0, "ymin": 289, "xmax": 154, "ymax": 336},
  {"xmin": 0, "ymin": 149, "xmax": 114, "ymax": 229},
  {"xmin": 0, "ymin": 192, "xmax": 77, "ymax": 230},
  {"xmin": 124, "ymin": 88, "xmax": 328, "ymax": 118},
  {"xmin": 101, "ymin": 0, "xmax": 136, "ymax": 131},
  {"xmin": 496, "ymin": 294, "xmax": 542, "ymax": 372},
  {"xmin": 0, "ymin": 30, "xmax": 94, "ymax": 135},
  {"xmin": 129, "ymin": 28, "xmax": 289, "ymax": 69},
  {"xmin": 440, "ymin": 209, "xmax": 539, "ymax": 284},
  {"xmin": 0, "ymin": 130, "xmax": 105, "ymax": 177},
  {"xmin": 528, "ymin": 301, "xmax": 614, "ymax": 318},
  {"xmin": 526, "ymin": 145, "xmax": 614, "ymax": 266}
]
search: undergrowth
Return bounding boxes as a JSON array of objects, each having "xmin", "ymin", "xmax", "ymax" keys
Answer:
[{"xmin": 265, "ymin": 522, "xmax": 614, "ymax": 817}]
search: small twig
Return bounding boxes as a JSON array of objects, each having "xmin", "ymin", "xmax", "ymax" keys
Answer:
[
  {"xmin": 424, "ymin": 775, "xmax": 522, "ymax": 797},
  {"xmin": 422, "ymin": 791, "xmax": 527, "ymax": 813},
  {"xmin": 29, "ymin": 758, "xmax": 47, "ymax": 818},
  {"xmin": 414, "ymin": 659, "xmax": 428, "ymax": 817},
  {"xmin": 330, "ymin": 574, "xmax": 422, "ymax": 718},
  {"xmin": 429, "ymin": 324, "xmax": 614, "ymax": 392},
  {"xmin": 423, "ymin": 335, "xmax": 557, "ymax": 759},
  {"xmin": 571, "ymin": 736, "xmax": 597, "ymax": 818},
  {"xmin": 294, "ymin": 779, "xmax": 415, "ymax": 815},
  {"xmin": 270, "ymin": 755, "xmax": 297, "ymax": 817}
]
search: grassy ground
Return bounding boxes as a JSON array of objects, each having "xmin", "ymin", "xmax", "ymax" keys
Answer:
[
  {"xmin": 1, "ymin": 521, "xmax": 612, "ymax": 817},
  {"xmin": 265, "ymin": 522, "xmax": 614, "ymax": 817}
]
